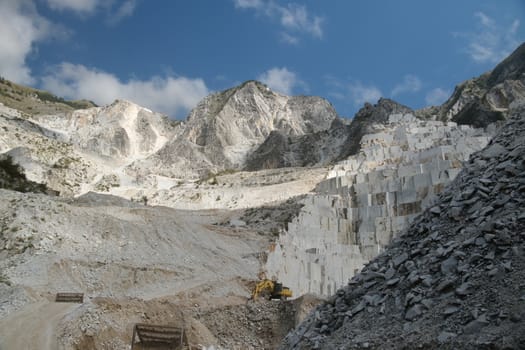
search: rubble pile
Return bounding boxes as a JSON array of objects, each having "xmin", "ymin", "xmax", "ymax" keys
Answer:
[
  {"xmin": 282, "ymin": 104, "xmax": 525, "ymax": 349},
  {"xmin": 56, "ymin": 295, "xmax": 323, "ymax": 350},
  {"xmin": 198, "ymin": 300, "xmax": 297, "ymax": 349}
]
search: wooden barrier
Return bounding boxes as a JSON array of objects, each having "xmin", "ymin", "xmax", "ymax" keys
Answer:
[
  {"xmin": 131, "ymin": 323, "xmax": 185, "ymax": 349},
  {"xmin": 55, "ymin": 292, "xmax": 84, "ymax": 303}
]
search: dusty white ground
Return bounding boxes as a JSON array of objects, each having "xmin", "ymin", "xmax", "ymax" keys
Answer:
[
  {"xmin": 0, "ymin": 188, "xmax": 279, "ymax": 349},
  {"xmin": 137, "ymin": 166, "xmax": 328, "ymax": 210}
]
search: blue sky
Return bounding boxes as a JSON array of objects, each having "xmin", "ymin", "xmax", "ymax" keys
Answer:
[{"xmin": 0, "ymin": 0, "xmax": 524, "ymax": 119}]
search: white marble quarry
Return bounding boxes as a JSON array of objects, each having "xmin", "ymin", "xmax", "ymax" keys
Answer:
[{"xmin": 265, "ymin": 114, "xmax": 490, "ymax": 297}]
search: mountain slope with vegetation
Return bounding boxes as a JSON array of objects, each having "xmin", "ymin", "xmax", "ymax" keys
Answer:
[{"xmin": 0, "ymin": 77, "xmax": 96, "ymax": 116}]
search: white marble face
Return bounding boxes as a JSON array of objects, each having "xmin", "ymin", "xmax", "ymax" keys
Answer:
[{"xmin": 266, "ymin": 114, "xmax": 490, "ymax": 297}]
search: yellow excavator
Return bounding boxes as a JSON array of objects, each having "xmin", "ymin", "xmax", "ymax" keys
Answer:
[{"xmin": 252, "ymin": 279, "xmax": 293, "ymax": 300}]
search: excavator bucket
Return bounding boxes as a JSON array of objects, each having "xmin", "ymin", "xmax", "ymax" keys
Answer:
[
  {"xmin": 55, "ymin": 292, "xmax": 84, "ymax": 303},
  {"xmin": 131, "ymin": 323, "xmax": 185, "ymax": 349}
]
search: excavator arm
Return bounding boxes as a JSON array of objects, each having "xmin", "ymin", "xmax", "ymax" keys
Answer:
[{"xmin": 252, "ymin": 279, "xmax": 275, "ymax": 299}]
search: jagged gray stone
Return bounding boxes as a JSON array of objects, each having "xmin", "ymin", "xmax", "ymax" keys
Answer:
[{"xmin": 434, "ymin": 42, "xmax": 525, "ymax": 127}]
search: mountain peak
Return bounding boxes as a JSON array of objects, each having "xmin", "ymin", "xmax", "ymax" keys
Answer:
[
  {"xmin": 239, "ymin": 80, "xmax": 269, "ymax": 90},
  {"xmin": 354, "ymin": 97, "xmax": 413, "ymax": 124},
  {"xmin": 180, "ymin": 80, "xmax": 338, "ymax": 168},
  {"xmin": 106, "ymin": 99, "xmax": 153, "ymax": 113}
]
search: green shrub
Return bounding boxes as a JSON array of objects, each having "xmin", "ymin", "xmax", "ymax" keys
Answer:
[{"xmin": 0, "ymin": 155, "xmax": 24, "ymax": 179}]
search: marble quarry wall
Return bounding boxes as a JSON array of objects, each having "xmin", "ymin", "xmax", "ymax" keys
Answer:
[{"xmin": 265, "ymin": 114, "xmax": 491, "ymax": 297}]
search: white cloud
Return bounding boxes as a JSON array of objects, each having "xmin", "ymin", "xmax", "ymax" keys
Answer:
[
  {"xmin": 107, "ymin": 0, "xmax": 136, "ymax": 25},
  {"xmin": 0, "ymin": 0, "xmax": 55, "ymax": 84},
  {"xmin": 233, "ymin": 0, "xmax": 263, "ymax": 9},
  {"xmin": 0, "ymin": 0, "xmax": 193, "ymax": 118},
  {"xmin": 0, "ymin": 0, "xmax": 135, "ymax": 86},
  {"xmin": 280, "ymin": 32, "xmax": 299, "ymax": 45},
  {"xmin": 391, "ymin": 74, "xmax": 422, "ymax": 97},
  {"xmin": 425, "ymin": 88, "xmax": 450, "ymax": 106},
  {"xmin": 323, "ymin": 74, "xmax": 344, "ymax": 89},
  {"xmin": 41, "ymin": 63, "xmax": 209, "ymax": 118},
  {"xmin": 45, "ymin": 0, "xmax": 102, "ymax": 14},
  {"xmin": 456, "ymin": 12, "xmax": 521, "ymax": 63},
  {"xmin": 348, "ymin": 81, "xmax": 383, "ymax": 107},
  {"xmin": 279, "ymin": 4, "xmax": 323, "ymax": 39},
  {"xmin": 258, "ymin": 67, "xmax": 298, "ymax": 95},
  {"xmin": 233, "ymin": 0, "xmax": 323, "ymax": 43},
  {"xmin": 474, "ymin": 12, "xmax": 494, "ymax": 27},
  {"xmin": 45, "ymin": 0, "xmax": 137, "ymax": 21}
]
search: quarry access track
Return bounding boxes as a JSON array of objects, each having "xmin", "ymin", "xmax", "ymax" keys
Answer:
[{"xmin": 0, "ymin": 300, "xmax": 77, "ymax": 350}]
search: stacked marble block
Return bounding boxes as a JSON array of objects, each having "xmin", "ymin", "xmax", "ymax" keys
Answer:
[{"xmin": 265, "ymin": 114, "xmax": 490, "ymax": 297}]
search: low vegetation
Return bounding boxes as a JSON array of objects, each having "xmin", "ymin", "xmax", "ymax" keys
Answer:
[
  {"xmin": 0, "ymin": 154, "xmax": 53, "ymax": 194},
  {"xmin": 0, "ymin": 76, "xmax": 96, "ymax": 115},
  {"xmin": 198, "ymin": 168, "xmax": 238, "ymax": 184}
]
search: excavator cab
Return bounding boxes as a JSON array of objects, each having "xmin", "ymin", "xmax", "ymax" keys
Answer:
[
  {"xmin": 271, "ymin": 282, "xmax": 293, "ymax": 300},
  {"xmin": 273, "ymin": 282, "xmax": 283, "ymax": 294}
]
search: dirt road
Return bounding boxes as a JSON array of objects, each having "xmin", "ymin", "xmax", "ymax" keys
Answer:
[{"xmin": 0, "ymin": 301, "xmax": 77, "ymax": 350}]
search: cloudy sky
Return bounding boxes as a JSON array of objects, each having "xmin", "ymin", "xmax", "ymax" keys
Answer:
[{"xmin": 1, "ymin": 0, "xmax": 524, "ymax": 119}]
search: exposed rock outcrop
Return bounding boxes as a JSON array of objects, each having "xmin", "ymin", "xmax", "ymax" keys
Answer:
[
  {"xmin": 183, "ymin": 81, "xmax": 336, "ymax": 166},
  {"xmin": 0, "ymin": 104, "xmax": 97, "ymax": 196},
  {"xmin": 244, "ymin": 118, "xmax": 350, "ymax": 170},
  {"xmin": 0, "ymin": 39, "xmax": 524, "ymax": 350},
  {"xmin": 436, "ymin": 42, "xmax": 525, "ymax": 127},
  {"xmin": 135, "ymin": 81, "xmax": 338, "ymax": 178},
  {"xmin": 266, "ymin": 113, "xmax": 491, "ymax": 297},
  {"xmin": 336, "ymin": 98, "xmax": 413, "ymax": 160},
  {"xmin": 247, "ymin": 43, "xmax": 525, "ymax": 171},
  {"xmin": 246, "ymin": 98, "xmax": 412, "ymax": 170},
  {"xmin": 74, "ymin": 80, "xmax": 337, "ymax": 182},
  {"xmin": 31, "ymin": 99, "xmax": 178, "ymax": 162},
  {"xmin": 281, "ymin": 102, "xmax": 525, "ymax": 349}
]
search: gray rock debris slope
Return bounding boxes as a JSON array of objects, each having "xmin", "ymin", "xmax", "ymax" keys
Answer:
[
  {"xmin": 281, "ymin": 103, "xmax": 525, "ymax": 349},
  {"xmin": 266, "ymin": 112, "xmax": 490, "ymax": 297}
]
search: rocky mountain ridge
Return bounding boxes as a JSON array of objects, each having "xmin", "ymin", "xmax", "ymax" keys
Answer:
[
  {"xmin": 2, "ymin": 44, "xmax": 525, "ymax": 198},
  {"xmin": 128, "ymin": 80, "xmax": 338, "ymax": 180},
  {"xmin": 435, "ymin": 42, "xmax": 525, "ymax": 127},
  {"xmin": 0, "ymin": 79, "xmax": 340, "ymax": 199},
  {"xmin": 0, "ymin": 42, "xmax": 524, "ymax": 350},
  {"xmin": 184, "ymin": 80, "xmax": 337, "ymax": 166},
  {"xmin": 0, "ymin": 76, "xmax": 96, "ymax": 116}
]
